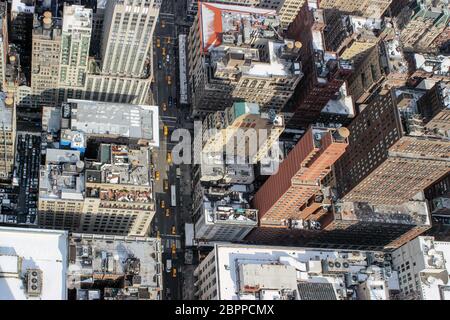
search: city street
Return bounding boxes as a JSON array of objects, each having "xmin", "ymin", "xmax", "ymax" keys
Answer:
[{"xmin": 151, "ymin": 0, "xmax": 193, "ymax": 300}]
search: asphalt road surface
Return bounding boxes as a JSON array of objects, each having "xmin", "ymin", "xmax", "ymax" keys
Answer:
[{"xmin": 151, "ymin": 0, "xmax": 192, "ymax": 300}]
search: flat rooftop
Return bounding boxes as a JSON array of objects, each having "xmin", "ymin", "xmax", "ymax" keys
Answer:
[
  {"xmin": 202, "ymin": 186, "xmax": 258, "ymax": 225},
  {"xmin": 199, "ymin": 3, "xmax": 278, "ymax": 52},
  {"xmin": 68, "ymin": 99, "xmax": 159, "ymax": 147},
  {"xmin": 85, "ymin": 144, "xmax": 151, "ymax": 186},
  {"xmin": 0, "ymin": 227, "xmax": 68, "ymax": 300},
  {"xmin": 393, "ymin": 236, "xmax": 450, "ymax": 300},
  {"xmin": 199, "ymin": 3, "xmax": 302, "ymax": 79},
  {"xmin": 338, "ymin": 195, "xmax": 431, "ymax": 226},
  {"xmin": 0, "ymin": 95, "xmax": 13, "ymax": 131},
  {"xmin": 211, "ymin": 244, "xmax": 398, "ymax": 300},
  {"xmin": 67, "ymin": 233, "xmax": 163, "ymax": 300},
  {"xmin": 414, "ymin": 54, "xmax": 450, "ymax": 76},
  {"xmin": 62, "ymin": 5, "xmax": 92, "ymax": 30},
  {"xmin": 39, "ymin": 149, "xmax": 85, "ymax": 201},
  {"xmin": 321, "ymin": 82, "xmax": 355, "ymax": 116}
]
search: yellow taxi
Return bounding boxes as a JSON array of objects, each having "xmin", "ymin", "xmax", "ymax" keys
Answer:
[
  {"xmin": 162, "ymin": 47, "xmax": 166, "ymax": 56},
  {"xmin": 166, "ymin": 37, "xmax": 171, "ymax": 44},
  {"xmin": 167, "ymin": 152, "xmax": 172, "ymax": 165},
  {"xmin": 154, "ymin": 171, "xmax": 160, "ymax": 181},
  {"xmin": 165, "ymin": 208, "xmax": 170, "ymax": 217},
  {"xmin": 171, "ymin": 243, "xmax": 176, "ymax": 255},
  {"xmin": 171, "ymin": 225, "xmax": 176, "ymax": 235},
  {"xmin": 163, "ymin": 125, "xmax": 169, "ymax": 136},
  {"xmin": 172, "ymin": 268, "xmax": 177, "ymax": 278},
  {"xmin": 156, "ymin": 38, "xmax": 160, "ymax": 48},
  {"xmin": 160, "ymin": 200, "xmax": 165, "ymax": 209}
]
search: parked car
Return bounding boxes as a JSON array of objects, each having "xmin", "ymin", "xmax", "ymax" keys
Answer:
[{"xmin": 166, "ymin": 259, "xmax": 172, "ymax": 273}]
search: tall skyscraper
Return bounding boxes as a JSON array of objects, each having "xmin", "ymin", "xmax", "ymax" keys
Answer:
[
  {"xmin": 200, "ymin": 102, "xmax": 285, "ymax": 163},
  {"xmin": 318, "ymin": 0, "xmax": 392, "ymax": 18},
  {"xmin": 188, "ymin": 2, "xmax": 303, "ymax": 116},
  {"xmin": 31, "ymin": 11, "xmax": 61, "ymax": 106},
  {"xmin": 37, "ymin": 99, "xmax": 159, "ymax": 236},
  {"xmin": 58, "ymin": 4, "xmax": 92, "ymax": 101},
  {"xmin": 10, "ymin": 0, "xmax": 35, "ymax": 78},
  {"xmin": 0, "ymin": 94, "xmax": 16, "ymax": 181},
  {"xmin": 284, "ymin": 3, "xmax": 353, "ymax": 128},
  {"xmin": 38, "ymin": 145, "xmax": 156, "ymax": 236},
  {"xmin": 82, "ymin": 0, "xmax": 161, "ymax": 104},
  {"xmin": 0, "ymin": 2, "xmax": 7, "ymax": 91},
  {"xmin": 100, "ymin": 0, "xmax": 159, "ymax": 78},
  {"xmin": 335, "ymin": 90, "xmax": 450, "ymax": 205},
  {"xmin": 253, "ymin": 126, "xmax": 349, "ymax": 226},
  {"xmin": 186, "ymin": 0, "xmax": 308, "ymax": 29}
]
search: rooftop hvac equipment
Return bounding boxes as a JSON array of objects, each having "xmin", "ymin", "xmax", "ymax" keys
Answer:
[
  {"xmin": 345, "ymin": 273, "xmax": 360, "ymax": 286},
  {"xmin": 26, "ymin": 269, "xmax": 43, "ymax": 297},
  {"xmin": 322, "ymin": 259, "xmax": 351, "ymax": 273}
]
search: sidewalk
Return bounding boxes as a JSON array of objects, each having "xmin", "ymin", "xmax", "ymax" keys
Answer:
[
  {"xmin": 179, "ymin": 163, "xmax": 193, "ymax": 223},
  {"xmin": 181, "ymin": 264, "xmax": 197, "ymax": 300}
]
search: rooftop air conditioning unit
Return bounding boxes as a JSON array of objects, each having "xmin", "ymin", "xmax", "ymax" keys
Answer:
[
  {"xmin": 27, "ymin": 269, "xmax": 43, "ymax": 297},
  {"xmin": 323, "ymin": 259, "xmax": 350, "ymax": 273}
]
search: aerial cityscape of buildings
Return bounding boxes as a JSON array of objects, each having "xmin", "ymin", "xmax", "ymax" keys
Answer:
[{"xmin": 0, "ymin": 0, "xmax": 449, "ymax": 302}]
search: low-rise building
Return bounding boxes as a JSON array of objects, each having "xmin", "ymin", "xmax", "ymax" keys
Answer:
[
  {"xmin": 0, "ymin": 226, "xmax": 68, "ymax": 300},
  {"xmin": 193, "ymin": 185, "xmax": 258, "ymax": 242},
  {"xmin": 67, "ymin": 99, "xmax": 159, "ymax": 148},
  {"xmin": 67, "ymin": 233, "xmax": 163, "ymax": 300},
  {"xmin": 194, "ymin": 243, "xmax": 399, "ymax": 300},
  {"xmin": 391, "ymin": 236, "xmax": 450, "ymax": 300},
  {"xmin": 412, "ymin": 53, "xmax": 450, "ymax": 80},
  {"xmin": 379, "ymin": 34, "xmax": 409, "ymax": 88},
  {"xmin": 399, "ymin": 0, "xmax": 449, "ymax": 52},
  {"xmin": 417, "ymin": 81, "xmax": 449, "ymax": 136}
]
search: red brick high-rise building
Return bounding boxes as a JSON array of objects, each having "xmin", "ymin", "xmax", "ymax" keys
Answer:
[{"xmin": 252, "ymin": 126, "xmax": 349, "ymax": 226}]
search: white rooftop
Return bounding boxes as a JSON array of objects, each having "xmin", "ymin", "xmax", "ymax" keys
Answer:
[
  {"xmin": 68, "ymin": 99, "xmax": 159, "ymax": 147},
  {"xmin": 393, "ymin": 236, "xmax": 450, "ymax": 300},
  {"xmin": 0, "ymin": 227, "xmax": 68, "ymax": 300},
  {"xmin": 321, "ymin": 82, "xmax": 355, "ymax": 116},
  {"xmin": 62, "ymin": 5, "xmax": 92, "ymax": 31},
  {"xmin": 212, "ymin": 244, "xmax": 398, "ymax": 300},
  {"xmin": 414, "ymin": 53, "xmax": 450, "ymax": 75},
  {"xmin": 12, "ymin": 0, "xmax": 35, "ymax": 14}
]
